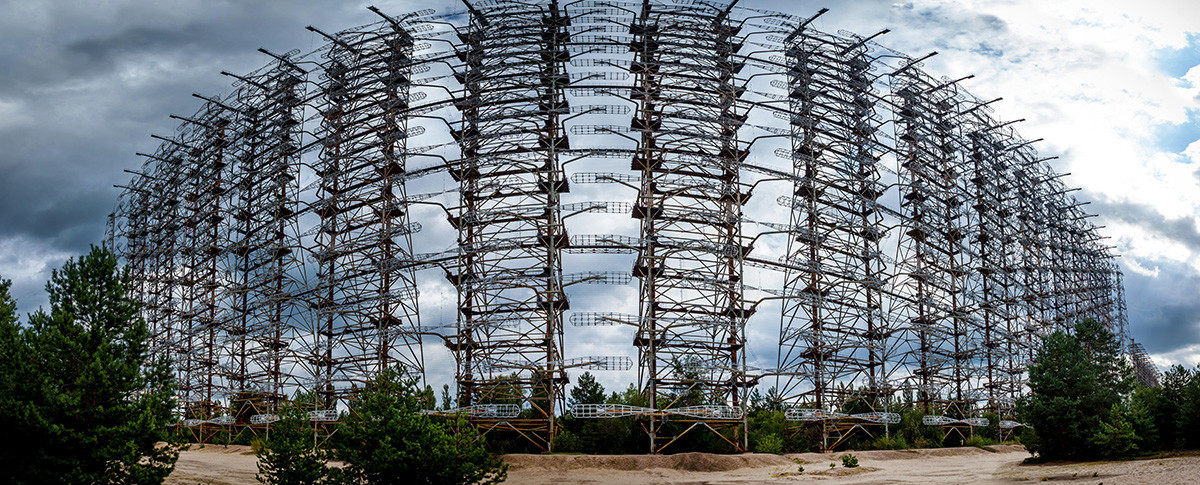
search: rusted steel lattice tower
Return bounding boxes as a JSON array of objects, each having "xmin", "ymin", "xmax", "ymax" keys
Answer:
[
  {"xmin": 443, "ymin": 0, "xmax": 574, "ymax": 448},
  {"xmin": 624, "ymin": 0, "xmax": 753, "ymax": 451},
  {"xmin": 109, "ymin": 0, "xmax": 1138, "ymax": 453},
  {"xmin": 890, "ymin": 66, "xmax": 982, "ymax": 425},
  {"xmin": 305, "ymin": 12, "xmax": 426, "ymax": 413},
  {"xmin": 773, "ymin": 16, "xmax": 893, "ymax": 449}
]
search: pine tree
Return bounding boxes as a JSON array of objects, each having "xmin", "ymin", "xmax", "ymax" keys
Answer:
[
  {"xmin": 1175, "ymin": 366, "xmax": 1200, "ymax": 449},
  {"xmin": 1092, "ymin": 403, "xmax": 1137, "ymax": 457},
  {"xmin": 569, "ymin": 371, "xmax": 606, "ymax": 407},
  {"xmin": 255, "ymin": 404, "xmax": 334, "ymax": 485},
  {"xmin": 334, "ymin": 366, "xmax": 507, "ymax": 484},
  {"xmin": 1074, "ymin": 318, "xmax": 1134, "ymax": 405},
  {"xmin": 1019, "ymin": 318, "xmax": 1134, "ymax": 460},
  {"xmin": 441, "ymin": 384, "xmax": 455, "ymax": 411},
  {"xmin": 1019, "ymin": 330, "xmax": 1091, "ymax": 459},
  {"xmin": 0, "ymin": 277, "xmax": 30, "ymax": 475},
  {"xmin": 0, "ymin": 246, "xmax": 182, "ymax": 484}
]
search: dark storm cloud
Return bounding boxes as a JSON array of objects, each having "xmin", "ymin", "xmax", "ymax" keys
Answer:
[
  {"xmin": 1085, "ymin": 196, "xmax": 1200, "ymax": 356},
  {"xmin": 0, "ymin": 0, "xmax": 454, "ymax": 313},
  {"xmin": 1123, "ymin": 261, "xmax": 1200, "ymax": 354},
  {"xmin": 66, "ymin": 24, "xmax": 211, "ymax": 62},
  {"xmin": 1092, "ymin": 198, "xmax": 1200, "ymax": 252}
]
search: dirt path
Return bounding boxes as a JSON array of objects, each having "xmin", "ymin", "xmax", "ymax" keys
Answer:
[
  {"xmin": 166, "ymin": 444, "xmax": 260, "ymax": 485},
  {"xmin": 166, "ymin": 444, "xmax": 1200, "ymax": 484}
]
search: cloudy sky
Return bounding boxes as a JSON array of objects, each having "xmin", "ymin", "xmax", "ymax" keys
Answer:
[{"xmin": 1, "ymin": 0, "xmax": 1198, "ymax": 391}]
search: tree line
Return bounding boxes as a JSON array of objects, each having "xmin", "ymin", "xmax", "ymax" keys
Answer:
[
  {"xmin": 1020, "ymin": 318, "xmax": 1200, "ymax": 461},
  {"xmin": 3, "ymin": 247, "xmax": 1199, "ymax": 483},
  {"xmin": 552, "ymin": 319, "xmax": 1200, "ymax": 460}
]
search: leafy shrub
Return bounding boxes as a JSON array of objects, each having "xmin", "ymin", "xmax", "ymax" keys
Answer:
[
  {"xmin": 754, "ymin": 434, "xmax": 784, "ymax": 454},
  {"xmin": 335, "ymin": 367, "xmax": 508, "ymax": 484},
  {"xmin": 893, "ymin": 408, "xmax": 944, "ymax": 449},
  {"xmin": 250, "ymin": 437, "xmax": 267, "ymax": 456},
  {"xmin": 841, "ymin": 454, "xmax": 859, "ymax": 468},
  {"xmin": 553, "ymin": 428, "xmax": 583, "ymax": 453},
  {"xmin": 867, "ymin": 435, "xmax": 910, "ymax": 450},
  {"xmin": 965, "ymin": 434, "xmax": 997, "ymax": 449}
]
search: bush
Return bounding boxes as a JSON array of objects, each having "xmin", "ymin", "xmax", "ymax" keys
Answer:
[
  {"xmin": 894, "ymin": 408, "xmax": 943, "ymax": 449},
  {"xmin": 577, "ymin": 417, "xmax": 641, "ymax": 454},
  {"xmin": 964, "ymin": 434, "xmax": 996, "ymax": 449},
  {"xmin": 256, "ymin": 405, "xmax": 334, "ymax": 485},
  {"xmin": 748, "ymin": 409, "xmax": 813, "ymax": 453},
  {"xmin": 249, "ymin": 437, "xmax": 267, "ymax": 456},
  {"xmin": 979, "ymin": 412, "xmax": 1001, "ymax": 442},
  {"xmin": 867, "ymin": 435, "xmax": 910, "ymax": 450},
  {"xmin": 841, "ymin": 454, "xmax": 859, "ymax": 468},
  {"xmin": 334, "ymin": 366, "xmax": 507, "ymax": 484},
  {"xmin": 553, "ymin": 428, "xmax": 583, "ymax": 453},
  {"xmin": 754, "ymin": 434, "xmax": 784, "ymax": 454}
]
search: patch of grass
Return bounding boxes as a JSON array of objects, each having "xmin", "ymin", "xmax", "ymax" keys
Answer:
[
  {"xmin": 867, "ymin": 435, "xmax": 911, "ymax": 450},
  {"xmin": 250, "ymin": 437, "xmax": 266, "ymax": 456},
  {"xmin": 965, "ymin": 435, "xmax": 998, "ymax": 449}
]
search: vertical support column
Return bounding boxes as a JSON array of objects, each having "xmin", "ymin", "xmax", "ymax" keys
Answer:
[
  {"xmin": 629, "ymin": 0, "xmax": 749, "ymax": 452},
  {"xmin": 447, "ymin": 1, "xmax": 570, "ymax": 451},
  {"xmin": 891, "ymin": 70, "xmax": 977, "ymax": 426},
  {"xmin": 778, "ymin": 26, "xmax": 889, "ymax": 447}
]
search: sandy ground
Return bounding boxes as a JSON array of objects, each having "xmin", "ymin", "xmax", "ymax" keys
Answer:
[
  {"xmin": 167, "ymin": 444, "xmax": 260, "ymax": 485},
  {"xmin": 166, "ymin": 443, "xmax": 1200, "ymax": 484}
]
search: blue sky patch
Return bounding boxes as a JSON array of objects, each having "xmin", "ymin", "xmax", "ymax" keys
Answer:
[
  {"xmin": 1155, "ymin": 32, "xmax": 1200, "ymax": 79},
  {"xmin": 1155, "ymin": 108, "xmax": 1200, "ymax": 156}
]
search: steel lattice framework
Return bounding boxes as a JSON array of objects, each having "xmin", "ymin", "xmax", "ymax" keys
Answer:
[{"xmin": 110, "ymin": 0, "xmax": 1133, "ymax": 452}]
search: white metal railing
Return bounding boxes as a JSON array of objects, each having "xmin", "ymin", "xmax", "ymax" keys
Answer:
[
  {"xmin": 250, "ymin": 414, "xmax": 280, "ymax": 425},
  {"xmin": 308, "ymin": 409, "xmax": 339, "ymax": 422}
]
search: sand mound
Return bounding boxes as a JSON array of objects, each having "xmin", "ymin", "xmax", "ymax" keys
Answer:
[
  {"xmin": 504, "ymin": 445, "xmax": 1031, "ymax": 474},
  {"xmin": 504, "ymin": 452, "xmax": 794, "ymax": 472},
  {"xmin": 785, "ymin": 443, "xmax": 1026, "ymax": 464}
]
